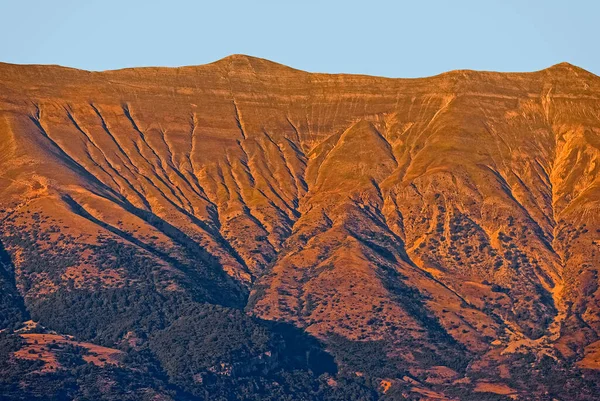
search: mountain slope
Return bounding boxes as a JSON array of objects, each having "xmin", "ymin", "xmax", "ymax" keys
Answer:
[{"xmin": 0, "ymin": 56, "xmax": 599, "ymax": 399}]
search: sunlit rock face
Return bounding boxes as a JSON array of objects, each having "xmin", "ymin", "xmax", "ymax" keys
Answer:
[{"xmin": 0, "ymin": 56, "xmax": 599, "ymax": 398}]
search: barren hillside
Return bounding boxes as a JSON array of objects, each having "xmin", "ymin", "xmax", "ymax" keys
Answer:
[{"xmin": 0, "ymin": 55, "xmax": 599, "ymax": 400}]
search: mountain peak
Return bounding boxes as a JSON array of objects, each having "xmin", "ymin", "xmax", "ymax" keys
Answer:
[
  {"xmin": 551, "ymin": 61, "xmax": 577, "ymax": 68},
  {"xmin": 544, "ymin": 61, "xmax": 597, "ymax": 77},
  {"xmin": 215, "ymin": 53, "xmax": 257, "ymax": 63},
  {"xmin": 205, "ymin": 54, "xmax": 298, "ymax": 74}
]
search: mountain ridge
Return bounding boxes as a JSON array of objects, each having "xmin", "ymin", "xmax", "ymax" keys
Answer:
[
  {"xmin": 0, "ymin": 56, "xmax": 599, "ymax": 400},
  {"xmin": 1, "ymin": 54, "xmax": 598, "ymax": 79}
]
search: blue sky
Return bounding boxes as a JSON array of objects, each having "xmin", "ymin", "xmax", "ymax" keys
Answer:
[{"xmin": 1, "ymin": 0, "xmax": 597, "ymax": 77}]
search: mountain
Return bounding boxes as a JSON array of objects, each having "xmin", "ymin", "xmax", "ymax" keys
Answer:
[{"xmin": 0, "ymin": 55, "xmax": 599, "ymax": 400}]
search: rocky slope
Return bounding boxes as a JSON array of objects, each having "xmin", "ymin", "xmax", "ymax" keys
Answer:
[{"xmin": 0, "ymin": 55, "xmax": 599, "ymax": 399}]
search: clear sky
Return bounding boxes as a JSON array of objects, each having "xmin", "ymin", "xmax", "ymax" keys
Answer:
[{"xmin": 1, "ymin": 0, "xmax": 597, "ymax": 77}]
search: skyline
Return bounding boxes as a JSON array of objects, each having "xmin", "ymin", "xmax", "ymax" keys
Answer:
[{"xmin": 1, "ymin": 0, "xmax": 598, "ymax": 78}]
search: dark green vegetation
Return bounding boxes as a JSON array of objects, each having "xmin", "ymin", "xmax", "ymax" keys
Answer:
[
  {"xmin": 0, "ymin": 238, "xmax": 28, "ymax": 329},
  {"xmin": 0, "ymin": 216, "xmax": 379, "ymax": 400}
]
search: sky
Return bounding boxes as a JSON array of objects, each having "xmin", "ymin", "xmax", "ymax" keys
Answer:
[{"xmin": 1, "ymin": 0, "xmax": 597, "ymax": 78}]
